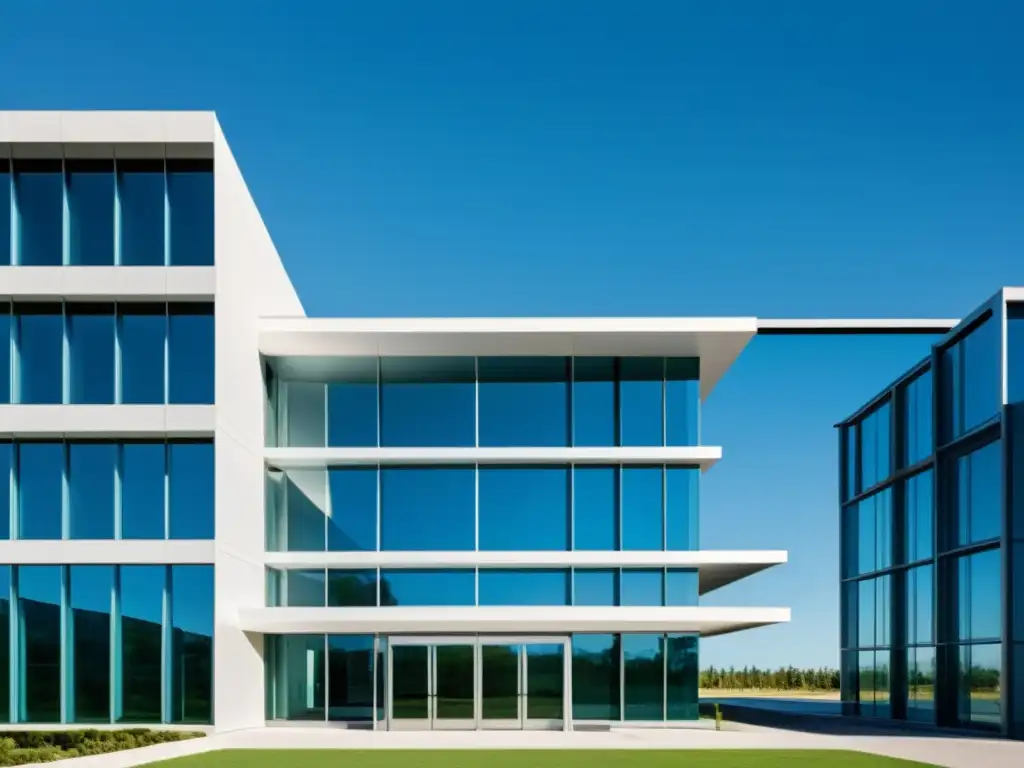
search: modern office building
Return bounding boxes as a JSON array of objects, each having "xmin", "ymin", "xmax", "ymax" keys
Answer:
[
  {"xmin": 0, "ymin": 111, "xmax": 788, "ymax": 733},
  {"xmin": 838, "ymin": 288, "xmax": 1024, "ymax": 740}
]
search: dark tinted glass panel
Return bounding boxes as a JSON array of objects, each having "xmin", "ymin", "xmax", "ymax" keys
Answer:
[
  {"xmin": 666, "ymin": 569, "xmax": 699, "ymax": 606},
  {"xmin": 14, "ymin": 160, "xmax": 62, "ymax": 266},
  {"xmin": 620, "ymin": 358, "xmax": 663, "ymax": 446},
  {"xmin": 478, "ymin": 357, "xmax": 569, "ymax": 447},
  {"xmin": 0, "ymin": 567, "xmax": 8, "ymax": 722},
  {"xmin": 876, "ymin": 489, "xmax": 892, "ymax": 571},
  {"xmin": 17, "ymin": 304, "xmax": 63, "ymax": 404},
  {"xmin": 622, "ymin": 467, "xmax": 663, "ymax": 550},
  {"xmin": 380, "ymin": 357, "xmax": 474, "ymax": 447},
  {"xmin": 844, "ymin": 426, "xmax": 857, "ymax": 500},
  {"xmin": 907, "ymin": 646, "xmax": 936, "ymax": 723},
  {"xmin": 623, "ymin": 634, "xmax": 664, "ymax": 720},
  {"xmin": 666, "ymin": 634, "xmax": 698, "ymax": 720},
  {"xmin": 906, "ymin": 470, "xmax": 933, "ymax": 563},
  {"xmin": 327, "ymin": 635, "xmax": 374, "ymax": 722},
  {"xmin": 119, "ymin": 304, "xmax": 166, "ymax": 404},
  {"xmin": 479, "ymin": 569, "xmax": 569, "ymax": 606},
  {"xmin": 170, "ymin": 565, "xmax": 213, "ymax": 723},
  {"xmin": 269, "ymin": 635, "xmax": 324, "ymax": 720},
  {"xmin": 118, "ymin": 160, "xmax": 165, "ymax": 266},
  {"xmin": 876, "ymin": 575, "xmax": 891, "ymax": 647},
  {"xmin": 168, "ymin": 304, "xmax": 214, "ymax": 405},
  {"xmin": 621, "ymin": 570, "xmax": 663, "ymax": 606},
  {"xmin": 70, "ymin": 565, "xmax": 112, "ymax": 722},
  {"xmin": 285, "ymin": 570, "xmax": 325, "ymax": 607},
  {"xmin": 18, "ymin": 565, "xmax": 61, "ymax": 722},
  {"xmin": 665, "ymin": 467, "xmax": 698, "ymax": 550},
  {"xmin": 573, "ymin": 569, "xmax": 617, "ymax": 606},
  {"xmin": 119, "ymin": 565, "xmax": 165, "ymax": 722},
  {"xmin": 858, "ymin": 578, "xmax": 875, "ymax": 647},
  {"xmin": 957, "ymin": 642, "xmax": 1001, "ymax": 728},
  {"xmin": 67, "ymin": 160, "xmax": 114, "ymax": 266},
  {"xmin": 379, "ymin": 570, "xmax": 474, "ymax": 607},
  {"xmin": 121, "ymin": 443, "xmax": 166, "ymax": 539},
  {"xmin": 327, "ymin": 570, "xmax": 377, "ymax": 607},
  {"xmin": 167, "ymin": 159, "xmax": 213, "ymax": 267},
  {"xmin": 327, "ymin": 468, "xmax": 377, "ymax": 551},
  {"xmin": 68, "ymin": 304, "xmax": 115, "ymax": 404},
  {"xmin": 0, "ymin": 304, "xmax": 9, "ymax": 404},
  {"xmin": 958, "ymin": 549, "xmax": 1001, "ymax": 642},
  {"xmin": 18, "ymin": 442, "xmax": 63, "ymax": 540},
  {"xmin": 573, "ymin": 466, "xmax": 617, "ymax": 550},
  {"xmin": 69, "ymin": 442, "xmax": 116, "ymax": 539},
  {"xmin": 0, "ymin": 166, "xmax": 9, "ymax": 265},
  {"xmin": 479, "ymin": 467, "xmax": 569, "ymax": 551},
  {"xmin": 326, "ymin": 358, "xmax": 378, "ymax": 447},
  {"xmin": 572, "ymin": 357, "xmax": 615, "ymax": 446},
  {"xmin": 942, "ymin": 319, "xmax": 1000, "ymax": 443},
  {"xmin": 665, "ymin": 358, "xmax": 699, "ymax": 446},
  {"xmin": 0, "ymin": 443, "xmax": 10, "ymax": 539},
  {"xmin": 169, "ymin": 441, "xmax": 214, "ymax": 539},
  {"xmin": 860, "ymin": 403, "xmax": 891, "ymax": 489},
  {"xmin": 954, "ymin": 440, "xmax": 1001, "ymax": 547},
  {"xmin": 904, "ymin": 370, "xmax": 933, "ymax": 466},
  {"xmin": 908, "ymin": 565, "xmax": 933, "ymax": 645},
  {"xmin": 571, "ymin": 634, "xmax": 620, "ymax": 720},
  {"xmin": 380, "ymin": 467, "xmax": 474, "ymax": 551}
]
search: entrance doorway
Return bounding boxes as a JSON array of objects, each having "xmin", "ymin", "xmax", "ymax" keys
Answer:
[{"xmin": 386, "ymin": 636, "xmax": 569, "ymax": 731}]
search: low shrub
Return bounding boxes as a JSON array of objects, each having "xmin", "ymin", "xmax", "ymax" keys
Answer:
[{"xmin": 0, "ymin": 729, "xmax": 204, "ymax": 765}]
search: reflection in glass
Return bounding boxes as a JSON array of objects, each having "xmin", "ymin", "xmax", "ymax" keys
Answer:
[
  {"xmin": 119, "ymin": 304, "xmax": 166, "ymax": 404},
  {"xmin": 942, "ymin": 319, "xmax": 1000, "ymax": 443},
  {"xmin": 621, "ymin": 570, "xmax": 664, "ymax": 606},
  {"xmin": 0, "ymin": 444, "xmax": 10, "ymax": 539},
  {"xmin": 904, "ymin": 370, "xmax": 933, "ymax": 466},
  {"xmin": 958, "ymin": 548, "xmax": 1001, "ymax": 642},
  {"xmin": 169, "ymin": 441, "xmax": 215, "ymax": 539},
  {"xmin": 14, "ymin": 160, "xmax": 63, "ymax": 266},
  {"xmin": 666, "ymin": 569, "xmax": 699, "ymax": 606},
  {"xmin": 907, "ymin": 646, "xmax": 935, "ymax": 723},
  {"xmin": 844, "ymin": 426, "xmax": 857, "ymax": 499},
  {"xmin": 573, "ymin": 569, "xmax": 617, "ymax": 606},
  {"xmin": 269, "ymin": 635, "xmax": 325, "ymax": 720},
  {"xmin": 875, "ymin": 575, "xmax": 891, "ymax": 647},
  {"xmin": 327, "ymin": 570, "xmax": 377, "ymax": 607},
  {"xmin": 391, "ymin": 645, "xmax": 428, "ymax": 719},
  {"xmin": 958, "ymin": 643, "xmax": 1001, "ymax": 728},
  {"xmin": 479, "ymin": 569, "xmax": 569, "ymax": 606},
  {"xmin": 908, "ymin": 565, "xmax": 933, "ymax": 646},
  {"xmin": 67, "ymin": 160, "xmax": 115, "ymax": 266},
  {"xmin": 170, "ymin": 565, "xmax": 213, "ymax": 724},
  {"xmin": 118, "ymin": 565, "xmax": 165, "ymax": 723},
  {"xmin": 119, "ymin": 160, "xmax": 165, "ymax": 266},
  {"xmin": 167, "ymin": 159, "xmax": 214, "ymax": 266},
  {"xmin": 526, "ymin": 644, "xmax": 564, "ymax": 719},
  {"xmin": 572, "ymin": 358, "xmax": 615, "ymax": 446},
  {"xmin": 285, "ymin": 570, "xmax": 326, "ymax": 607},
  {"xmin": 19, "ymin": 566, "xmax": 62, "ymax": 722},
  {"xmin": 326, "ymin": 358, "xmax": 378, "ymax": 447},
  {"xmin": 858, "ymin": 577, "xmax": 875, "ymax": 648},
  {"xmin": 121, "ymin": 442, "xmax": 166, "ymax": 540},
  {"xmin": 665, "ymin": 358, "xmax": 699, "ymax": 446},
  {"xmin": 859, "ymin": 403, "xmax": 891, "ymax": 490},
  {"xmin": 478, "ymin": 357, "xmax": 569, "ymax": 447},
  {"xmin": 571, "ymin": 634, "xmax": 620, "ymax": 720},
  {"xmin": 380, "ymin": 357, "xmax": 475, "ymax": 447},
  {"xmin": 283, "ymin": 470, "xmax": 326, "ymax": 551},
  {"xmin": 620, "ymin": 358, "xmax": 663, "ymax": 446},
  {"xmin": 17, "ymin": 304, "xmax": 63, "ymax": 404},
  {"xmin": 0, "ymin": 165, "xmax": 9, "ymax": 266},
  {"xmin": 68, "ymin": 304, "xmax": 115, "ymax": 404},
  {"xmin": 69, "ymin": 442, "xmax": 116, "ymax": 539},
  {"xmin": 954, "ymin": 440, "xmax": 1001, "ymax": 547},
  {"xmin": 858, "ymin": 650, "xmax": 876, "ymax": 716},
  {"xmin": 70, "ymin": 566, "xmax": 113, "ymax": 723},
  {"xmin": 380, "ymin": 570, "xmax": 474, "ymax": 607},
  {"xmin": 436, "ymin": 645, "xmax": 475, "ymax": 719},
  {"xmin": 0, "ymin": 567, "xmax": 8, "ymax": 722},
  {"xmin": 666, "ymin": 634, "xmax": 698, "ymax": 720},
  {"xmin": 327, "ymin": 635, "xmax": 374, "ymax": 722},
  {"xmin": 168, "ymin": 304, "xmax": 214, "ymax": 404},
  {"xmin": 622, "ymin": 467, "xmax": 663, "ymax": 550},
  {"xmin": 479, "ymin": 467, "xmax": 569, "ymax": 551},
  {"xmin": 481, "ymin": 644, "xmax": 519, "ymax": 720},
  {"xmin": 0, "ymin": 304, "xmax": 9, "ymax": 404},
  {"xmin": 666, "ymin": 467, "xmax": 699, "ymax": 550},
  {"xmin": 327, "ymin": 468, "xmax": 377, "ymax": 551},
  {"xmin": 623, "ymin": 634, "xmax": 664, "ymax": 720},
  {"xmin": 381, "ymin": 467, "xmax": 475, "ymax": 551},
  {"xmin": 573, "ymin": 466, "xmax": 617, "ymax": 550},
  {"xmin": 906, "ymin": 470, "xmax": 933, "ymax": 563},
  {"xmin": 18, "ymin": 442, "xmax": 63, "ymax": 540}
]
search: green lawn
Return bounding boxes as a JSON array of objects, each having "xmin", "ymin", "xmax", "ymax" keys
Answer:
[{"xmin": 148, "ymin": 749, "xmax": 936, "ymax": 767}]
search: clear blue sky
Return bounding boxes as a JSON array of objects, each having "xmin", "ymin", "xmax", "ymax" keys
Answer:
[{"xmin": 5, "ymin": 0, "xmax": 1022, "ymax": 668}]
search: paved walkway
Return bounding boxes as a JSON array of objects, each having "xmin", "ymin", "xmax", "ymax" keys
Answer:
[{"xmin": 21, "ymin": 725, "xmax": 1024, "ymax": 767}]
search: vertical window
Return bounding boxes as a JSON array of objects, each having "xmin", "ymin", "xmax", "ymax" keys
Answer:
[
  {"xmin": 572, "ymin": 466, "xmax": 618, "ymax": 551},
  {"xmin": 380, "ymin": 357, "xmax": 475, "ymax": 447},
  {"xmin": 665, "ymin": 467, "xmax": 698, "ymax": 550},
  {"xmin": 907, "ymin": 564, "xmax": 934, "ymax": 646},
  {"xmin": 327, "ymin": 468, "xmax": 377, "ymax": 552},
  {"xmin": 479, "ymin": 467, "xmax": 569, "ymax": 551},
  {"xmin": 121, "ymin": 442, "xmax": 166, "ymax": 539},
  {"xmin": 858, "ymin": 578, "xmax": 875, "ymax": 647},
  {"xmin": 17, "ymin": 442, "xmax": 63, "ymax": 540},
  {"xmin": 69, "ymin": 565, "xmax": 113, "ymax": 723},
  {"xmin": 283, "ymin": 470, "xmax": 327, "ymax": 552},
  {"xmin": 168, "ymin": 303, "xmax": 214, "ymax": 404},
  {"xmin": 18, "ymin": 565, "xmax": 62, "ymax": 723},
  {"xmin": 666, "ymin": 634, "xmax": 698, "ymax": 720},
  {"xmin": 906, "ymin": 470, "xmax": 933, "ymax": 563},
  {"xmin": 856, "ymin": 497, "xmax": 876, "ymax": 575},
  {"xmin": 666, "ymin": 569, "xmax": 699, "ymax": 606},
  {"xmin": 572, "ymin": 358, "xmax": 616, "ymax": 446},
  {"xmin": 0, "ymin": 162, "xmax": 9, "ymax": 266},
  {"xmin": 118, "ymin": 304, "xmax": 166, "ymax": 404},
  {"xmin": 68, "ymin": 304, "xmax": 115, "ymax": 404},
  {"xmin": 268, "ymin": 635, "xmax": 324, "ymax": 720},
  {"xmin": 0, "ymin": 567, "xmax": 7, "ymax": 723},
  {"xmin": 14, "ymin": 160, "xmax": 63, "ymax": 266},
  {"xmin": 118, "ymin": 565, "xmax": 165, "ymax": 722},
  {"xmin": 621, "ymin": 570, "xmax": 664, "ymax": 606},
  {"xmin": 619, "ymin": 358, "xmax": 663, "ymax": 446},
  {"xmin": 283, "ymin": 381, "xmax": 326, "ymax": 448},
  {"xmin": 953, "ymin": 440, "xmax": 1001, "ymax": 548},
  {"xmin": 0, "ymin": 442, "xmax": 10, "ymax": 540},
  {"xmin": 170, "ymin": 565, "xmax": 213, "ymax": 724},
  {"xmin": 623, "ymin": 634, "xmax": 664, "ymax": 720},
  {"xmin": 0, "ymin": 303, "xmax": 10, "ymax": 404},
  {"xmin": 16, "ymin": 303, "xmax": 63, "ymax": 404},
  {"xmin": 907, "ymin": 646, "xmax": 936, "ymax": 723},
  {"xmin": 118, "ymin": 160, "xmax": 165, "ymax": 266},
  {"xmin": 573, "ymin": 569, "xmax": 617, "ymax": 606},
  {"xmin": 478, "ymin": 357, "xmax": 569, "ymax": 447},
  {"xmin": 69, "ymin": 442, "xmax": 116, "ymax": 539},
  {"xmin": 571, "ymin": 634, "xmax": 620, "ymax": 720},
  {"xmin": 875, "ymin": 489, "xmax": 892, "ymax": 571},
  {"xmin": 904, "ymin": 370, "xmax": 933, "ymax": 466},
  {"xmin": 665, "ymin": 358, "xmax": 699, "ymax": 446},
  {"xmin": 167, "ymin": 159, "xmax": 213, "ymax": 267},
  {"xmin": 326, "ymin": 358, "xmax": 378, "ymax": 447},
  {"xmin": 860, "ymin": 403, "xmax": 891, "ymax": 489},
  {"xmin": 621, "ymin": 467, "xmax": 663, "ymax": 550},
  {"xmin": 67, "ymin": 159, "xmax": 115, "ymax": 265},
  {"xmin": 169, "ymin": 441, "xmax": 214, "ymax": 539},
  {"xmin": 327, "ymin": 635, "xmax": 374, "ymax": 723},
  {"xmin": 380, "ymin": 467, "xmax": 475, "ymax": 551},
  {"xmin": 957, "ymin": 548, "xmax": 1001, "ymax": 642},
  {"xmin": 941, "ymin": 319, "xmax": 1000, "ymax": 443}
]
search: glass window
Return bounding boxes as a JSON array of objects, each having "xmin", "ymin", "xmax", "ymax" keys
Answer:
[
  {"xmin": 621, "ymin": 467, "xmax": 663, "ymax": 550},
  {"xmin": 14, "ymin": 160, "xmax": 63, "ymax": 266},
  {"xmin": 876, "ymin": 489, "xmax": 892, "ymax": 571},
  {"xmin": 478, "ymin": 357, "xmax": 569, "ymax": 447},
  {"xmin": 665, "ymin": 467, "xmax": 698, "ymax": 550},
  {"xmin": 479, "ymin": 467, "xmax": 569, "ymax": 551},
  {"xmin": 623, "ymin": 634, "xmax": 664, "ymax": 720},
  {"xmin": 942, "ymin": 318, "xmax": 1000, "ymax": 443},
  {"xmin": 0, "ymin": 442, "xmax": 10, "ymax": 540},
  {"xmin": 379, "ymin": 570, "xmax": 474, "ymax": 607},
  {"xmin": 283, "ymin": 381, "xmax": 326, "ymax": 448},
  {"xmin": 170, "ymin": 565, "xmax": 213, "ymax": 724},
  {"xmin": 572, "ymin": 466, "xmax": 617, "ymax": 550},
  {"xmin": 167, "ymin": 159, "xmax": 213, "ymax": 267},
  {"xmin": 327, "ymin": 468, "xmax": 377, "ymax": 552},
  {"xmin": 1010, "ymin": 305, "xmax": 1024, "ymax": 405},
  {"xmin": 283, "ymin": 470, "xmax": 327, "ymax": 552},
  {"xmin": 169, "ymin": 441, "xmax": 214, "ymax": 539},
  {"xmin": 908, "ymin": 565, "xmax": 933, "ymax": 646},
  {"xmin": 860, "ymin": 403, "xmax": 891, "ymax": 489},
  {"xmin": 285, "ymin": 570, "xmax": 325, "ymax": 607},
  {"xmin": 18, "ymin": 565, "xmax": 62, "ymax": 723},
  {"xmin": 118, "ymin": 304, "xmax": 166, "ymax": 404},
  {"xmin": 69, "ymin": 565, "xmax": 113, "ymax": 723},
  {"xmin": 906, "ymin": 470, "xmax": 933, "ymax": 563},
  {"xmin": 327, "ymin": 570, "xmax": 377, "ymax": 607},
  {"xmin": 666, "ymin": 634, "xmax": 698, "ymax": 720},
  {"xmin": 118, "ymin": 565, "xmax": 165, "ymax": 722},
  {"xmin": 118, "ymin": 160, "xmax": 165, "ymax": 266},
  {"xmin": 957, "ymin": 642, "xmax": 1001, "ymax": 728},
  {"xmin": 0, "ymin": 566, "xmax": 8, "ymax": 723},
  {"xmin": 619, "ymin": 358, "xmax": 663, "ymax": 446},
  {"xmin": 16, "ymin": 303, "xmax": 63, "ymax": 404},
  {"xmin": 958, "ymin": 548, "xmax": 1001, "ymax": 642},
  {"xmin": 168, "ymin": 304, "xmax": 214, "ymax": 405},
  {"xmin": 0, "ymin": 164, "xmax": 9, "ymax": 266},
  {"xmin": 67, "ymin": 159, "xmax": 115, "ymax": 266},
  {"xmin": 858, "ymin": 649, "xmax": 876, "ymax": 715},
  {"xmin": 621, "ymin": 570, "xmax": 664, "ymax": 606},
  {"xmin": 380, "ymin": 467, "xmax": 475, "ymax": 551},
  {"xmin": 69, "ymin": 442, "xmax": 116, "ymax": 539},
  {"xmin": 876, "ymin": 575, "xmax": 891, "ymax": 647},
  {"xmin": 858, "ymin": 578, "xmax": 875, "ymax": 647},
  {"xmin": 478, "ymin": 569, "xmax": 569, "ymax": 606},
  {"xmin": 571, "ymin": 634, "xmax": 620, "ymax": 720},
  {"xmin": 68, "ymin": 304, "xmax": 115, "ymax": 404},
  {"xmin": 326, "ymin": 358, "xmax": 378, "ymax": 447},
  {"xmin": 844, "ymin": 425, "xmax": 857, "ymax": 500},
  {"xmin": 665, "ymin": 358, "xmax": 699, "ymax": 446},
  {"xmin": 268, "ymin": 635, "xmax": 325, "ymax": 720},
  {"xmin": 954, "ymin": 440, "xmax": 1001, "ymax": 548},
  {"xmin": 856, "ymin": 496, "xmax": 876, "ymax": 575},
  {"xmin": 573, "ymin": 569, "xmax": 617, "ymax": 606},
  {"xmin": 904, "ymin": 370, "xmax": 933, "ymax": 466},
  {"xmin": 666, "ymin": 569, "xmax": 699, "ymax": 606},
  {"xmin": 327, "ymin": 635, "xmax": 374, "ymax": 722},
  {"xmin": 572, "ymin": 358, "xmax": 615, "ymax": 446},
  {"xmin": 121, "ymin": 442, "xmax": 166, "ymax": 540},
  {"xmin": 380, "ymin": 357, "xmax": 475, "ymax": 447},
  {"xmin": 17, "ymin": 442, "xmax": 63, "ymax": 540},
  {"xmin": 907, "ymin": 646, "xmax": 936, "ymax": 723},
  {"xmin": 0, "ymin": 304, "xmax": 10, "ymax": 404}
]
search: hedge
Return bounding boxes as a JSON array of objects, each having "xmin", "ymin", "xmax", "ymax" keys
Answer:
[{"xmin": 0, "ymin": 729, "xmax": 205, "ymax": 765}]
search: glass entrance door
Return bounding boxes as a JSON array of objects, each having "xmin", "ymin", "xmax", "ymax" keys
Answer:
[
  {"xmin": 388, "ymin": 642, "xmax": 475, "ymax": 730},
  {"xmin": 479, "ymin": 642, "xmax": 565, "ymax": 730}
]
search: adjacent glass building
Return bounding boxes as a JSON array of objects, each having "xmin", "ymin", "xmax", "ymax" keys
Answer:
[{"xmin": 838, "ymin": 288, "xmax": 1024, "ymax": 740}]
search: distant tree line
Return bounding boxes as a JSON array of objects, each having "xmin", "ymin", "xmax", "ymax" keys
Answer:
[{"xmin": 700, "ymin": 665, "xmax": 840, "ymax": 691}]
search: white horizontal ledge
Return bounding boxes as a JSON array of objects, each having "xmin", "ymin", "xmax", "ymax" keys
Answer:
[
  {"xmin": 237, "ymin": 606, "xmax": 791, "ymax": 637},
  {"xmin": 0, "ymin": 267, "xmax": 216, "ymax": 301},
  {"xmin": 0, "ymin": 405, "xmax": 215, "ymax": 437},
  {"xmin": 264, "ymin": 446, "xmax": 722, "ymax": 471},
  {"xmin": 0, "ymin": 539, "xmax": 215, "ymax": 565},
  {"xmin": 0, "ymin": 110, "xmax": 216, "ymax": 147}
]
